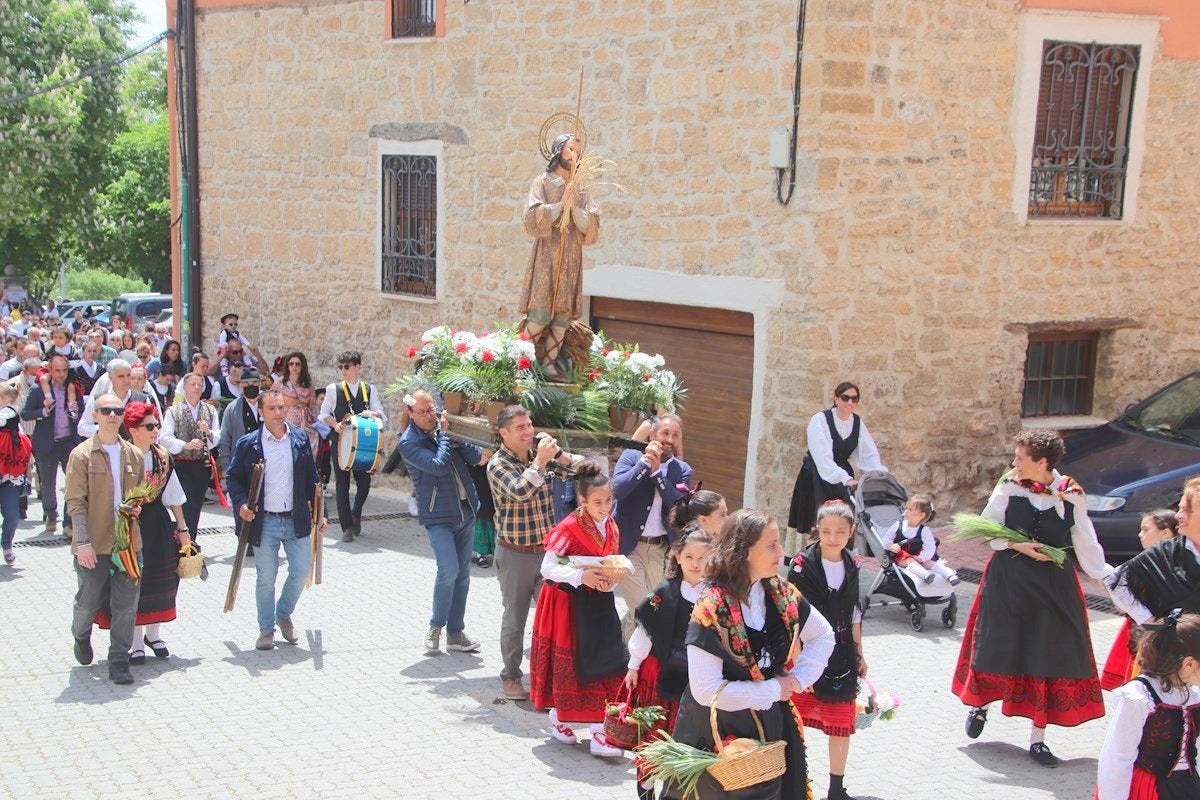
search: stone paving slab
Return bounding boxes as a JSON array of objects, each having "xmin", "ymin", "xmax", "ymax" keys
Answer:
[{"xmin": 1, "ymin": 487, "xmax": 1120, "ymax": 800}]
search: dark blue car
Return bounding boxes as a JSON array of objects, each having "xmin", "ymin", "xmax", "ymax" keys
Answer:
[{"xmin": 1060, "ymin": 371, "xmax": 1200, "ymax": 559}]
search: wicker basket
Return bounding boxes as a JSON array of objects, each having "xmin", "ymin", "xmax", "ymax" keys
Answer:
[
  {"xmin": 602, "ymin": 687, "xmax": 642, "ymax": 750},
  {"xmin": 177, "ymin": 544, "xmax": 205, "ymax": 580},
  {"xmin": 705, "ymin": 682, "xmax": 788, "ymax": 791},
  {"xmin": 568, "ymin": 556, "xmax": 632, "ymax": 584}
]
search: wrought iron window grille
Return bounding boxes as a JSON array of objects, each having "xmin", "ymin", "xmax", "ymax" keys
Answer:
[{"xmin": 381, "ymin": 154, "xmax": 437, "ymax": 298}]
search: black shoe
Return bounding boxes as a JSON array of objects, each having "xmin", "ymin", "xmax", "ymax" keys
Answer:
[
  {"xmin": 129, "ymin": 649, "xmax": 146, "ymax": 665},
  {"xmin": 826, "ymin": 788, "xmax": 855, "ymax": 800},
  {"xmin": 965, "ymin": 707, "xmax": 987, "ymax": 739},
  {"xmin": 73, "ymin": 636, "xmax": 93, "ymax": 666},
  {"xmin": 1029, "ymin": 743, "xmax": 1059, "ymax": 768},
  {"xmin": 477, "ymin": 554, "xmax": 493, "ymax": 568},
  {"xmin": 342, "ymin": 529, "xmax": 355, "ymax": 543},
  {"xmin": 108, "ymin": 661, "xmax": 133, "ymax": 685}
]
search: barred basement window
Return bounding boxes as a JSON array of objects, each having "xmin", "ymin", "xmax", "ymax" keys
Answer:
[
  {"xmin": 1028, "ymin": 40, "xmax": 1139, "ymax": 220},
  {"xmin": 381, "ymin": 154, "xmax": 437, "ymax": 298},
  {"xmin": 392, "ymin": 0, "xmax": 437, "ymax": 38},
  {"xmin": 1022, "ymin": 333, "xmax": 1099, "ymax": 418}
]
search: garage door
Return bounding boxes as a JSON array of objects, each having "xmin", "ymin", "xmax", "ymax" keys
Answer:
[{"xmin": 591, "ymin": 298, "xmax": 754, "ymax": 511}]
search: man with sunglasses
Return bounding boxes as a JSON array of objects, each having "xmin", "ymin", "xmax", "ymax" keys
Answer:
[
  {"xmin": 212, "ymin": 313, "xmax": 265, "ymax": 379},
  {"xmin": 318, "ymin": 350, "xmax": 386, "ymax": 542},
  {"xmin": 64, "ymin": 393, "xmax": 145, "ymax": 684},
  {"xmin": 787, "ymin": 381, "xmax": 888, "ymax": 541}
]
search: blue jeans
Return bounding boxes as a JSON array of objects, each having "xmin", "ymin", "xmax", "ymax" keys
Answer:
[
  {"xmin": 425, "ymin": 512, "xmax": 474, "ymax": 633},
  {"xmin": 0, "ymin": 482, "xmax": 20, "ymax": 550},
  {"xmin": 254, "ymin": 515, "xmax": 312, "ymax": 634}
]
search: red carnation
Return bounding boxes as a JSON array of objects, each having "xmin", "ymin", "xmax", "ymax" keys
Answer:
[
  {"xmin": 406, "ymin": 346, "xmax": 417, "ymax": 358},
  {"xmin": 601, "ymin": 348, "xmax": 609, "ymax": 356},
  {"xmin": 643, "ymin": 374, "xmax": 652, "ymax": 382},
  {"xmin": 624, "ymin": 351, "xmax": 632, "ymax": 359},
  {"xmin": 454, "ymin": 342, "xmax": 468, "ymax": 353},
  {"xmin": 517, "ymin": 356, "xmax": 532, "ymax": 370},
  {"xmin": 481, "ymin": 350, "xmax": 495, "ymax": 362},
  {"xmin": 519, "ymin": 331, "xmax": 531, "ymax": 342}
]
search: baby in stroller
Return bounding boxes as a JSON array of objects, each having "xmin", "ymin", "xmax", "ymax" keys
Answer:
[{"xmin": 881, "ymin": 494, "xmax": 960, "ymax": 587}]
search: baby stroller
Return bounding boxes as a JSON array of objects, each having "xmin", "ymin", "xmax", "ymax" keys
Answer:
[{"xmin": 853, "ymin": 470, "xmax": 957, "ymax": 632}]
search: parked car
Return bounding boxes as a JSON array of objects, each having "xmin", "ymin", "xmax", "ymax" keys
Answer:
[
  {"xmin": 1059, "ymin": 370, "xmax": 1200, "ymax": 559},
  {"xmin": 57, "ymin": 300, "xmax": 110, "ymax": 322},
  {"xmin": 107, "ymin": 293, "xmax": 172, "ymax": 331}
]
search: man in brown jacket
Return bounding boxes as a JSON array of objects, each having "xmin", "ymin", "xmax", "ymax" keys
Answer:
[{"xmin": 65, "ymin": 392, "xmax": 144, "ymax": 685}]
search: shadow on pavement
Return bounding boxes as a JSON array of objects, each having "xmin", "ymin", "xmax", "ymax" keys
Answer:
[
  {"xmin": 959, "ymin": 741, "xmax": 1098, "ymax": 798},
  {"xmin": 221, "ymin": 638, "xmax": 319, "ymax": 676},
  {"xmin": 530, "ymin": 740, "xmax": 632, "ymax": 787},
  {"xmin": 0, "ymin": 565, "xmax": 24, "ymax": 582}
]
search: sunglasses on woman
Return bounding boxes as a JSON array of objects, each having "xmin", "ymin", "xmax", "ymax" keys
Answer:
[
  {"xmin": 838, "ymin": 394, "xmax": 860, "ymax": 403},
  {"xmin": 141, "ymin": 422, "xmax": 161, "ymax": 431}
]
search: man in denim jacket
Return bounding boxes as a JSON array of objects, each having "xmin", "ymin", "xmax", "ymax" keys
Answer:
[{"xmin": 398, "ymin": 390, "xmax": 487, "ymax": 655}]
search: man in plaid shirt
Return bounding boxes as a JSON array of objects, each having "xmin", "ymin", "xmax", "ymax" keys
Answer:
[{"xmin": 487, "ymin": 404, "xmax": 584, "ymax": 700}]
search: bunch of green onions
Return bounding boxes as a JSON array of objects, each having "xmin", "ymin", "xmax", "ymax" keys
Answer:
[
  {"xmin": 638, "ymin": 734, "xmax": 720, "ymax": 799},
  {"xmin": 950, "ymin": 513, "xmax": 1071, "ymax": 567}
]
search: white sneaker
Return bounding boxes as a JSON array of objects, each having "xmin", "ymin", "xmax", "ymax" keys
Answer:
[
  {"xmin": 589, "ymin": 731, "xmax": 623, "ymax": 757},
  {"xmin": 549, "ymin": 708, "xmax": 577, "ymax": 745}
]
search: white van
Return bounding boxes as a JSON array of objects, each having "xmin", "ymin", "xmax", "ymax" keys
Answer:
[{"xmin": 110, "ymin": 293, "xmax": 173, "ymax": 331}]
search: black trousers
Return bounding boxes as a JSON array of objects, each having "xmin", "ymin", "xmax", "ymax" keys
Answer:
[
  {"xmin": 174, "ymin": 459, "xmax": 211, "ymax": 536},
  {"xmin": 35, "ymin": 434, "xmax": 77, "ymax": 526},
  {"xmin": 333, "ymin": 465, "xmax": 370, "ymax": 531}
]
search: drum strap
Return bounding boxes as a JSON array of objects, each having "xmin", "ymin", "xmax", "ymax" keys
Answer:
[{"xmin": 339, "ymin": 380, "xmax": 368, "ymax": 412}]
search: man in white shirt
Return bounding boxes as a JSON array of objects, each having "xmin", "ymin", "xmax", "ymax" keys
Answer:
[
  {"xmin": 78, "ymin": 360, "xmax": 148, "ymax": 438},
  {"xmin": 160, "ymin": 373, "xmax": 220, "ymax": 538},
  {"xmin": 318, "ymin": 350, "xmax": 387, "ymax": 542},
  {"xmin": 227, "ymin": 391, "xmax": 326, "ymax": 651}
]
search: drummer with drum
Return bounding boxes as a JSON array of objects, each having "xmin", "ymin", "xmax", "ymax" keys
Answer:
[{"xmin": 318, "ymin": 351, "xmax": 387, "ymax": 543}]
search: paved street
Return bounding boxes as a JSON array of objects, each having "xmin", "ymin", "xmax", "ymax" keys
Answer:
[{"xmin": 1, "ymin": 488, "xmax": 1121, "ymax": 800}]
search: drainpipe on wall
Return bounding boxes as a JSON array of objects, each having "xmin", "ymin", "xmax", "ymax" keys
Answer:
[{"xmin": 183, "ymin": 0, "xmax": 202, "ymax": 350}]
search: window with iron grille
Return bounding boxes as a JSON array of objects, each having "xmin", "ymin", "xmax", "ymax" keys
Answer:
[
  {"xmin": 392, "ymin": 0, "xmax": 437, "ymax": 38},
  {"xmin": 381, "ymin": 154, "xmax": 437, "ymax": 298},
  {"xmin": 1028, "ymin": 40, "xmax": 1139, "ymax": 220},
  {"xmin": 1022, "ymin": 333, "xmax": 1099, "ymax": 418}
]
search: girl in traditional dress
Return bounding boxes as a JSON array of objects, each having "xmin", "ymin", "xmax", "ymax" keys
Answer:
[
  {"xmin": 881, "ymin": 494, "xmax": 960, "ymax": 586},
  {"xmin": 669, "ymin": 487, "xmax": 727, "ymax": 538},
  {"xmin": 273, "ymin": 351, "xmax": 318, "ymax": 448},
  {"xmin": 1102, "ymin": 511, "xmax": 1179, "ymax": 691},
  {"xmin": 626, "ymin": 524, "xmax": 713, "ymax": 800},
  {"xmin": 787, "ymin": 382, "xmax": 887, "ymax": 549},
  {"xmin": 788, "ymin": 501, "xmax": 866, "ymax": 800},
  {"xmin": 96, "ymin": 402, "xmax": 190, "ymax": 662},
  {"xmin": 0, "ymin": 387, "xmax": 32, "ymax": 566},
  {"xmin": 952, "ymin": 429, "xmax": 1111, "ymax": 768},
  {"xmin": 530, "ymin": 460, "xmax": 627, "ymax": 757},
  {"xmin": 1108, "ymin": 479, "xmax": 1200, "ymax": 634},
  {"xmin": 1097, "ymin": 612, "xmax": 1200, "ymax": 800},
  {"xmin": 659, "ymin": 509, "xmax": 835, "ymax": 800}
]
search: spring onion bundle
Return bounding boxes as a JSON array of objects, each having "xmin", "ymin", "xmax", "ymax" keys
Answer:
[
  {"xmin": 950, "ymin": 513, "xmax": 1070, "ymax": 567},
  {"xmin": 638, "ymin": 735, "xmax": 720, "ymax": 799}
]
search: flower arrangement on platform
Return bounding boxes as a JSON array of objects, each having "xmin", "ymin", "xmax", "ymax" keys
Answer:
[
  {"xmin": 949, "ymin": 512, "xmax": 1071, "ymax": 567},
  {"xmin": 408, "ymin": 325, "xmax": 536, "ymax": 405},
  {"xmin": 588, "ymin": 335, "xmax": 685, "ymax": 416}
]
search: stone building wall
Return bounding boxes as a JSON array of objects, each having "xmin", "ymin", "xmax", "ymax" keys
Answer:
[{"xmin": 191, "ymin": 0, "xmax": 1200, "ymax": 514}]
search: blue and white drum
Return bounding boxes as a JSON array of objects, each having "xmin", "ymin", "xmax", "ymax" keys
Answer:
[{"xmin": 338, "ymin": 414, "xmax": 383, "ymax": 473}]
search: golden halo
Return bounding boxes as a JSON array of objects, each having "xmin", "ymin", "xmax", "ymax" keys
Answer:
[{"xmin": 538, "ymin": 112, "xmax": 587, "ymax": 162}]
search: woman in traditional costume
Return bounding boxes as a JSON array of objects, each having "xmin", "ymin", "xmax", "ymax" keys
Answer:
[
  {"xmin": 96, "ymin": 402, "xmax": 190, "ymax": 662},
  {"xmin": 0, "ymin": 389, "xmax": 32, "ymax": 566},
  {"xmin": 787, "ymin": 382, "xmax": 886, "ymax": 548},
  {"xmin": 952, "ymin": 429, "xmax": 1110, "ymax": 767},
  {"xmin": 1101, "ymin": 510, "xmax": 1179, "ymax": 691},
  {"xmin": 1108, "ymin": 479, "xmax": 1200, "ymax": 633},
  {"xmin": 530, "ymin": 461, "xmax": 627, "ymax": 757},
  {"xmin": 660, "ymin": 509, "xmax": 835, "ymax": 800}
]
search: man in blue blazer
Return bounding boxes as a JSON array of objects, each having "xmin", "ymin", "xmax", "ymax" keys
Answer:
[
  {"xmin": 611, "ymin": 414, "xmax": 691, "ymax": 636},
  {"xmin": 398, "ymin": 390, "xmax": 486, "ymax": 656},
  {"xmin": 21, "ymin": 354, "xmax": 80, "ymax": 533},
  {"xmin": 227, "ymin": 390, "xmax": 327, "ymax": 651}
]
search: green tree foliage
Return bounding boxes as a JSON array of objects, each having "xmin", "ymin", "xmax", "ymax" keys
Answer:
[
  {"xmin": 0, "ymin": 1, "xmax": 136, "ymax": 286},
  {"xmin": 81, "ymin": 47, "xmax": 171, "ymax": 289},
  {"xmin": 64, "ymin": 265, "xmax": 148, "ymax": 300}
]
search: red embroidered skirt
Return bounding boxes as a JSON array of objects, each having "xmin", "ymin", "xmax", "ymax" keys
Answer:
[
  {"xmin": 951, "ymin": 553, "xmax": 1105, "ymax": 728},
  {"xmin": 792, "ymin": 691, "xmax": 857, "ymax": 737},
  {"xmin": 1101, "ymin": 617, "xmax": 1137, "ymax": 692},
  {"xmin": 530, "ymin": 582, "xmax": 623, "ymax": 723}
]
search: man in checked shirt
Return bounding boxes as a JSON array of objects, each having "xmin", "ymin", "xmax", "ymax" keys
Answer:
[{"xmin": 487, "ymin": 404, "xmax": 585, "ymax": 701}]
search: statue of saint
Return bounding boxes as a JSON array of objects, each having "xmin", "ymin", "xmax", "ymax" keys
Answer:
[{"xmin": 520, "ymin": 133, "xmax": 600, "ymax": 380}]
